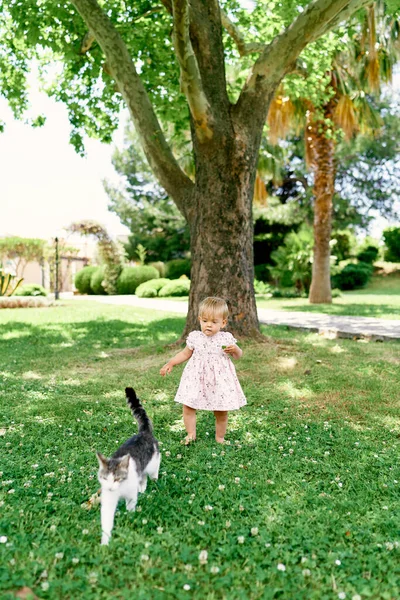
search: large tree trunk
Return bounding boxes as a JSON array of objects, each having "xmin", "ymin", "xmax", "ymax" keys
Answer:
[
  {"xmin": 309, "ymin": 104, "xmax": 335, "ymax": 304},
  {"xmin": 182, "ymin": 121, "xmax": 262, "ymax": 340}
]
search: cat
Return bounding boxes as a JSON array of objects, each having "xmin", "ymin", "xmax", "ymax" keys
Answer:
[{"xmin": 96, "ymin": 387, "xmax": 161, "ymax": 545}]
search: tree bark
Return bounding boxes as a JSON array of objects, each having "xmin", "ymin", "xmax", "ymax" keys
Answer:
[
  {"xmin": 308, "ymin": 104, "xmax": 336, "ymax": 304},
  {"xmin": 183, "ymin": 130, "xmax": 261, "ymax": 339}
]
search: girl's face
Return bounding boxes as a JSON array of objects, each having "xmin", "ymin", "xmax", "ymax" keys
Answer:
[{"xmin": 199, "ymin": 312, "xmax": 227, "ymax": 337}]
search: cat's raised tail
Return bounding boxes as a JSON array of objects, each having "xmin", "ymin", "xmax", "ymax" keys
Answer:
[{"xmin": 125, "ymin": 387, "xmax": 152, "ymax": 433}]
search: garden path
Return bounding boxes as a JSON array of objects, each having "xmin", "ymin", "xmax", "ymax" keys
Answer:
[{"xmin": 65, "ymin": 293, "xmax": 400, "ymax": 341}]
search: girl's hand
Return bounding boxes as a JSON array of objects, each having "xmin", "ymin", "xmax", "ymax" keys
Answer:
[
  {"xmin": 223, "ymin": 345, "xmax": 242, "ymax": 359},
  {"xmin": 160, "ymin": 362, "xmax": 173, "ymax": 376},
  {"xmin": 223, "ymin": 345, "xmax": 236, "ymax": 356}
]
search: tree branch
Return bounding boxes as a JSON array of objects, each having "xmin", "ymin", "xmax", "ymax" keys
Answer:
[
  {"xmin": 172, "ymin": 0, "xmax": 213, "ymax": 142},
  {"xmin": 70, "ymin": 0, "xmax": 194, "ymax": 214},
  {"xmin": 235, "ymin": 0, "xmax": 373, "ymax": 133},
  {"xmin": 220, "ymin": 10, "xmax": 265, "ymax": 56}
]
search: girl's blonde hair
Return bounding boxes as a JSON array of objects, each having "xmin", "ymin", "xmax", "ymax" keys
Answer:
[{"xmin": 198, "ymin": 297, "xmax": 229, "ymax": 320}]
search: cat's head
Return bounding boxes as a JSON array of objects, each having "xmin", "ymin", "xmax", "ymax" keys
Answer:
[{"xmin": 96, "ymin": 453, "xmax": 130, "ymax": 491}]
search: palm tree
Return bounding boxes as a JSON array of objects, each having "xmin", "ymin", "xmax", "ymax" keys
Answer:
[{"xmin": 267, "ymin": 3, "xmax": 399, "ymax": 303}]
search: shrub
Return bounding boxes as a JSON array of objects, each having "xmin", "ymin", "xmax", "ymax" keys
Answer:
[
  {"xmin": 14, "ymin": 284, "xmax": 47, "ymax": 297},
  {"xmin": 254, "ymin": 264, "xmax": 270, "ymax": 283},
  {"xmin": 333, "ymin": 262, "xmax": 373, "ymax": 290},
  {"xmin": 149, "ymin": 261, "xmax": 167, "ymax": 278},
  {"xmin": 165, "ymin": 258, "xmax": 191, "ymax": 279},
  {"xmin": 254, "ymin": 280, "xmax": 272, "ymax": 294},
  {"xmin": 383, "ymin": 227, "xmax": 400, "ymax": 262},
  {"xmin": 135, "ymin": 278, "xmax": 170, "ymax": 298},
  {"xmin": 74, "ymin": 266, "xmax": 97, "ymax": 294},
  {"xmin": 90, "ymin": 266, "xmax": 107, "ymax": 295},
  {"xmin": 116, "ymin": 266, "xmax": 159, "ymax": 295},
  {"xmin": 158, "ymin": 278, "xmax": 191, "ymax": 297},
  {"xmin": 271, "ymin": 288, "xmax": 306, "ymax": 298},
  {"xmin": 357, "ymin": 245, "xmax": 379, "ymax": 264}
]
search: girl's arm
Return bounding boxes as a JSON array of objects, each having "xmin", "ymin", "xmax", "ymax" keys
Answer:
[
  {"xmin": 160, "ymin": 346, "xmax": 194, "ymax": 376},
  {"xmin": 223, "ymin": 345, "xmax": 242, "ymax": 359}
]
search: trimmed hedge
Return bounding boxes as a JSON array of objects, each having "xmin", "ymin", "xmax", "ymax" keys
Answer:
[
  {"xmin": 357, "ymin": 245, "xmax": 379, "ymax": 264},
  {"xmin": 74, "ymin": 266, "xmax": 97, "ymax": 294},
  {"xmin": 90, "ymin": 266, "xmax": 107, "ymax": 295},
  {"xmin": 165, "ymin": 258, "xmax": 191, "ymax": 279},
  {"xmin": 135, "ymin": 278, "xmax": 171, "ymax": 298},
  {"xmin": 116, "ymin": 266, "xmax": 159, "ymax": 295},
  {"xmin": 158, "ymin": 278, "xmax": 190, "ymax": 297},
  {"xmin": 149, "ymin": 261, "xmax": 167, "ymax": 278},
  {"xmin": 15, "ymin": 284, "xmax": 47, "ymax": 297},
  {"xmin": 333, "ymin": 262, "xmax": 373, "ymax": 290}
]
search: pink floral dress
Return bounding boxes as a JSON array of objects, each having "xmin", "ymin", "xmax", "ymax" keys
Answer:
[{"xmin": 174, "ymin": 330, "xmax": 247, "ymax": 411}]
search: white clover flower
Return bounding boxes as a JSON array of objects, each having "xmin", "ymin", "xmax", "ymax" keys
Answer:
[
  {"xmin": 251, "ymin": 527, "xmax": 259, "ymax": 536},
  {"xmin": 88, "ymin": 572, "xmax": 98, "ymax": 585},
  {"xmin": 237, "ymin": 536, "xmax": 245, "ymax": 544},
  {"xmin": 325, "ymin": 451, "xmax": 330, "ymax": 456},
  {"xmin": 41, "ymin": 582, "xmax": 49, "ymax": 591},
  {"xmin": 0, "ymin": 536, "xmax": 7, "ymax": 544},
  {"xmin": 55, "ymin": 552, "xmax": 64, "ymax": 560},
  {"xmin": 301, "ymin": 556, "xmax": 308, "ymax": 563},
  {"xmin": 352, "ymin": 595, "xmax": 361, "ymax": 600},
  {"xmin": 50, "ymin": 525, "xmax": 57, "ymax": 532},
  {"xmin": 234, "ymin": 477, "xmax": 240, "ymax": 484},
  {"xmin": 72, "ymin": 557, "xmax": 80, "ymax": 564},
  {"xmin": 385, "ymin": 542, "xmax": 394, "ymax": 550},
  {"xmin": 140, "ymin": 554, "xmax": 149, "ymax": 561},
  {"xmin": 277, "ymin": 563, "xmax": 286, "ymax": 572},
  {"xmin": 82, "ymin": 529, "xmax": 89, "ymax": 535},
  {"xmin": 183, "ymin": 584, "xmax": 191, "ymax": 591},
  {"xmin": 32, "ymin": 464, "xmax": 39, "ymax": 468},
  {"xmin": 142, "ymin": 519, "xmax": 148, "ymax": 525},
  {"xmin": 157, "ymin": 527, "xmax": 163, "ymax": 534},
  {"xmin": 335, "ymin": 559, "xmax": 341, "ymax": 566},
  {"xmin": 338, "ymin": 483, "xmax": 343, "ymax": 488},
  {"xmin": 184, "ymin": 564, "xmax": 192, "ymax": 571},
  {"xmin": 289, "ymin": 449, "xmax": 294, "ymax": 454},
  {"xmin": 40, "ymin": 570, "xmax": 48, "ymax": 579},
  {"xmin": 265, "ymin": 543, "xmax": 271, "ymax": 548},
  {"xmin": 176, "ymin": 454, "xmax": 182, "ymax": 459},
  {"xmin": 382, "ymin": 506, "xmax": 388, "ymax": 510},
  {"xmin": 204, "ymin": 505, "xmax": 213, "ymax": 511},
  {"xmin": 198, "ymin": 520, "xmax": 205, "ymax": 526},
  {"xmin": 210, "ymin": 566, "xmax": 220, "ymax": 574},
  {"xmin": 199, "ymin": 550, "xmax": 208, "ymax": 564},
  {"xmin": 137, "ymin": 506, "xmax": 142, "ymax": 512},
  {"xmin": 225, "ymin": 521, "xmax": 231, "ymax": 528},
  {"xmin": 165, "ymin": 451, "xmax": 171, "ymax": 457},
  {"xmin": 218, "ymin": 485, "xmax": 225, "ymax": 491},
  {"xmin": 8, "ymin": 489, "xmax": 15, "ymax": 494},
  {"xmin": 239, "ymin": 505, "xmax": 244, "ymax": 512},
  {"xmin": 47, "ymin": 492, "xmax": 53, "ymax": 498},
  {"xmin": 338, "ymin": 593, "xmax": 346, "ymax": 599},
  {"xmin": 302, "ymin": 569, "xmax": 311, "ymax": 577}
]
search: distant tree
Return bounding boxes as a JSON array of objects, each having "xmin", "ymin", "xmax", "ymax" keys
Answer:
[
  {"xmin": 0, "ymin": 237, "xmax": 47, "ymax": 276},
  {"xmin": 104, "ymin": 130, "xmax": 190, "ymax": 263}
]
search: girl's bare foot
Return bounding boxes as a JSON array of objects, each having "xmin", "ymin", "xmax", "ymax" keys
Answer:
[
  {"xmin": 181, "ymin": 435, "xmax": 196, "ymax": 445},
  {"xmin": 215, "ymin": 436, "xmax": 225, "ymax": 444}
]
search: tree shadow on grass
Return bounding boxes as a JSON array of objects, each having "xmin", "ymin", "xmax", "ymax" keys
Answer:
[{"xmin": 0, "ymin": 316, "xmax": 186, "ymax": 371}]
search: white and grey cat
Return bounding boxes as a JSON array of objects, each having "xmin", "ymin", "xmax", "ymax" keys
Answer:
[{"xmin": 96, "ymin": 387, "xmax": 161, "ymax": 545}]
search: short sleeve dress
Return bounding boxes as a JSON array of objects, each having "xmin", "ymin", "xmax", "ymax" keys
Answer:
[{"xmin": 174, "ymin": 330, "xmax": 247, "ymax": 411}]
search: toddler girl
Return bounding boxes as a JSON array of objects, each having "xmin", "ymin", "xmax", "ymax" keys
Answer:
[{"xmin": 160, "ymin": 297, "xmax": 246, "ymax": 444}]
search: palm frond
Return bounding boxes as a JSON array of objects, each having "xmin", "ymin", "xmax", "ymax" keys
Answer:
[
  {"xmin": 267, "ymin": 94, "xmax": 295, "ymax": 144},
  {"xmin": 333, "ymin": 94, "xmax": 359, "ymax": 140}
]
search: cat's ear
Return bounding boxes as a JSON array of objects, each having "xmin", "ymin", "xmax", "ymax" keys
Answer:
[
  {"xmin": 118, "ymin": 454, "xmax": 130, "ymax": 470},
  {"xmin": 96, "ymin": 452, "xmax": 108, "ymax": 468}
]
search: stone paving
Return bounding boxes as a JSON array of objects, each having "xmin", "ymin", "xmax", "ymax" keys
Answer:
[{"xmin": 65, "ymin": 293, "xmax": 400, "ymax": 342}]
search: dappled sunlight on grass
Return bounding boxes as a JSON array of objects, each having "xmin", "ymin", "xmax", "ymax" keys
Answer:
[{"xmin": 0, "ymin": 301, "xmax": 399, "ymax": 599}]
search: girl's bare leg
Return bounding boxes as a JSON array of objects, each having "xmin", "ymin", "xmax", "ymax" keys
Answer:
[
  {"xmin": 214, "ymin": 411, "xmax": 228, "ymax": 443},
  {"xmin": 183, "ymin": 405, "xmax": 196, "ymax": 443}
]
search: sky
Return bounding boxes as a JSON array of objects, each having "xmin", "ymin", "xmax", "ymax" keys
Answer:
[
  {"xmin": 1, "ymin": 63, "xmax": 399, "ymax": 245},
  {"xmin": 1, "ymin": 77, "xmax": 130, "ymax": 242}
]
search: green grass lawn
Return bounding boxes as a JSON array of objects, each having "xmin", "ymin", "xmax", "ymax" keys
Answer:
[
  {"xmin": 255, "ymin": 273, "xmax": 400, "ymax": 320},
  {"xmin": 1, "ymin": 301, "xmax": 400, "ymax": 599}
]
